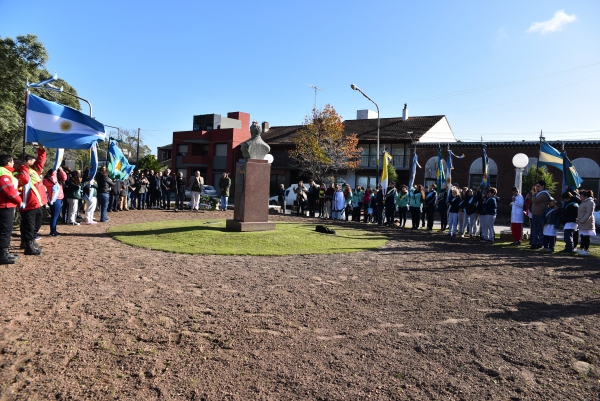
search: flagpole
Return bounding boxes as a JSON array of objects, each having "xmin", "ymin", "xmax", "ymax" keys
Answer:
[
  {"xmin": 535, "ymin": 130, "xmax": 544, "ymax": 184},
  {"xmin": 22, "ymin": 89, "xmax": 30, "ymax": 160}
]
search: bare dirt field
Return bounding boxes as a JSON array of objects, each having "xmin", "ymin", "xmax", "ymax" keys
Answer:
[{"xmin": 1, "ymin": 209, "xmax": 599, "ymax": 400}]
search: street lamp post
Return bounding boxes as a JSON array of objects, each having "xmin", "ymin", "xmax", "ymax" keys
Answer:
[
  {"xmin": 512, "ymin": 153, "xmax": 529, "ymax": 194},
  {"xmin": 350, "ymin": 84, "xmax": 380, "ymax": 187}
]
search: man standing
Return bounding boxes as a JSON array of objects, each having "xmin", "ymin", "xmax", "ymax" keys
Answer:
[
  {"xmin": 218, "ymin": 172, "xmax": 231, "ymax": 211},
  {"xmin": 0, "ymin": 155, "xmax": 25, "ymax": 264},
  {"xmin": 161, "ymin": 169, "xmax": 173, "ymax": 210},
  {"xmin": 16, "ymin": 154, "xmax": 44, "ymax": 255},
  {"xmin": 307, "ymin": 180, "xmax": 319, "ymax": 218},
  {"xmin": 527, "ymin": 180, "xmax": 550, "ymax": 249},
  {"xmin": 147, "ymin": 169, "xmax": 156, "ymax": 209},
  {"xmin": 189, "ymin": 170, "xmax": 204, "ymax": 211}
]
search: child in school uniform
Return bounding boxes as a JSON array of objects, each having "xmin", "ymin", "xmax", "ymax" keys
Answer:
[{"xmin": 542, "ymin": 198, "xmax": 559, "ymax": 252}]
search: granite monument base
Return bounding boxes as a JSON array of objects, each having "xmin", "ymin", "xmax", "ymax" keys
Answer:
[{"xmin": 225, "ymin": 158, "xmax": 275, "ymax": 232}]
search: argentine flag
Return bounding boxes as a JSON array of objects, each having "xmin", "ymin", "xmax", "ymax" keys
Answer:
[{"xmin": 26, "ymin": 93, "xmax": 106, "ymax": 149}]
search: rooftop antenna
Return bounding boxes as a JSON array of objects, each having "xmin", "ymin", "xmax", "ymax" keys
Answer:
[{"xmin": 306, "ymin": 84, "xmax": 323, "ymax": 110}]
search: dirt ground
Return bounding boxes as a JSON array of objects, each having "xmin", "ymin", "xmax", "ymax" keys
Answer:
[{"xmin": 1, "ymin": 208, "xmax": 599, "ymax": 400}]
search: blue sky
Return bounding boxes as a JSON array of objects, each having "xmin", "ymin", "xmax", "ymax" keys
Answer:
[{"xmin": 2, "ymin": 0, "xmax": 599, "ymax": 153}]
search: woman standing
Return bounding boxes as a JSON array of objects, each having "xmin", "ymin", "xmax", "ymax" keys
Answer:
[
  {"xmin": 42, "ymin": 167, "xmax": 67, "ymax": 236},
  {"xmin": 576, "ymin": 190, "xmax": 596, "ymax": 256},
  {"xmin": 65, "ymin": 171, "xmax": 83, "ymax": 225},
  {"xmin": 397, "ymin": 185, "xmax": 409, "ymax": 228},
  {"xmin": 409, "ymin": 185, "xmax": 425, "ymax": 230}
]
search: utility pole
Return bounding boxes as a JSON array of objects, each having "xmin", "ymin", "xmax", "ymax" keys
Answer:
[{"xmin": 136, "ymin": 128, "xmax": 140, "ymax": 165}]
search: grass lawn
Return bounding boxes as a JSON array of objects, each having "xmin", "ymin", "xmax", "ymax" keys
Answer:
[{"xmin": 108, "ymin": 220, "xmax": 388, "ymax": 256}]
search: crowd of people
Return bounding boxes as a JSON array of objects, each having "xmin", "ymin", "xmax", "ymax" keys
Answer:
[
  {"xmin": 1, "ymin": 146, "xmax": 596, "ymax": 265},
  {"xmin": 285, "ymin": 179, "xmax": 597, "ymax": 254},
  {"xmin": 0, "ymin": 147, "xmax": 234, "ymax": 265}
]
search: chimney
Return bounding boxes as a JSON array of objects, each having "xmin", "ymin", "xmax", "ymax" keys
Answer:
[
  {"xmin": 402, "ymin": 104, "xmax": 408, "ymax": 122},
  {"xmin": 262, "ymin": 121, "xmax": 269, "ymax": 132}
]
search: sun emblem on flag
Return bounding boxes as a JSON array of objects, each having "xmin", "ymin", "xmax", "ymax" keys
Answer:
[{"xmin": 59, "ymin": 120, "xmax": 72, "ymax": 132}]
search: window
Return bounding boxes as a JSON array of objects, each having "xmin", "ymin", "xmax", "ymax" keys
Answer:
[
  {"xmin": 177, "ymin": 144, "xmax": 188, "ymax": 156},
  {"xmin": 356, "ymin": 175, "xmax": 377, "ymax": 189},
  {"xmin": 468, "ymin": 157, "xmax": 498, "ymax": 191},
  {"xmin": 423, "ymin": 156, "xmax": 447, "ymax": 188},
  {"xmin": 572, "ymin": 158, "xmax": 600, "ymax": 196},
  {"xmin": 390, "ymin": 143, "xmax": 405, "ymax": 167}
]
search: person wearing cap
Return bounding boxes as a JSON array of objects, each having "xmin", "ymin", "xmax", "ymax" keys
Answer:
[{"xmin": 527, "ymin": 180, "xmax": 551, "ymax": 249}]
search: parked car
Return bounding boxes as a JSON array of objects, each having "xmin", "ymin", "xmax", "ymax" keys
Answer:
[
  {"xmin": 183, "ymin": 185, "xmax": 219, "ymax": 200},
  {"xmin": 269, "ymin": 183, "xmax": 309, "ymax": 207},
  {"xmin": 594, "ymin": 210, "xmax": 600, "ymax": 228},
  {"xmin": 202, "ymin": 185, "xmax": 218, "ymax": 197}
]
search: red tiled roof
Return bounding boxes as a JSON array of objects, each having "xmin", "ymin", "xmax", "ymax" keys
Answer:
[{"xmin": 262, "ymin": 116, "xmax": 445, "ymax": 145}]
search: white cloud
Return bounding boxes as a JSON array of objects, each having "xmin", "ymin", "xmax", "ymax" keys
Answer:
[{"xmin": 527, "ymin": 10, "xmax": 576, "ymax": 34}]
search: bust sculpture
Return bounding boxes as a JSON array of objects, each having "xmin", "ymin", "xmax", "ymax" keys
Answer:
[{"xmin": 241, "ymin": 121, "xmax": 271, "ymax": 160}]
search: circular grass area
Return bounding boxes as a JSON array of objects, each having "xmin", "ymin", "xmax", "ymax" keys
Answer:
[{"xmin": 108, "ymin": 220, "xmax": 388, "ymax": 256}]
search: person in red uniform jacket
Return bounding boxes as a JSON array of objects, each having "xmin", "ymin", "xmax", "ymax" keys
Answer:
[
  {"xmin": 27, "ymin": 146, "xmax": 47, "ymax": 240},
  {"xmin": 15, "ymin": 152, "xmax": 44, "ymax": 256},
  {"xmin": 0, "ymin": 155, "xmax": 26, "ymax": 264}
]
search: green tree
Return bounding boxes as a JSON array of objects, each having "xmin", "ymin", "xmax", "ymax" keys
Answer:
[
  {"xmin": 0, "ymin": 34, "xmax": 81, "ymax": 155},
  {"xmin": 386, "ymin": 162, "xmax": 397, "ymax": 185},
  {"xmin": 137, "ymin": 154, "xmax": 167, "ymax": 172},
  {"xmin": 288, "ymin": 104, "xmax": 362, "ymax": 183},
  {"xmin": 522, "ymin": 166, "xmax": 558, "ymax": 197}
]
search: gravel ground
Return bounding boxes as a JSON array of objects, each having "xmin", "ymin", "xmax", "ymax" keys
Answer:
[{"xmin": 1, "ymin": 208, "xmax": 599, "ymax": 400}]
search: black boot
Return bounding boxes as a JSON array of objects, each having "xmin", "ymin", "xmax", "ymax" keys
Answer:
[
  {"xmin": 0, "ymin": 249, "xmax": 16, "ymax": 264},
  {"xmin": 24, "ymin": 241, "xmax": 42, "ymax": 256}
]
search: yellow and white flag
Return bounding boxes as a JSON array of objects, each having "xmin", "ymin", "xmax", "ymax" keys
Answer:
[{"xmin": 381, "ymin": 152, "xmax": 392, "ymax": 193}]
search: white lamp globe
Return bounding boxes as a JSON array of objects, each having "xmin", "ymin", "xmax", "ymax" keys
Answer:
[
  {"xmin": 264, "ymin": 154, "xmax": 274, "ymax": 164},
  {"xmin": 512, "ymin": 153, "xmax": 529, "ymax": 169}
]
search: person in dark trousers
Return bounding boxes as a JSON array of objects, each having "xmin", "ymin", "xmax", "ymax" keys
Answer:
[
  {"xmin": 425, "ymin": 183, "xmax": 438, "ymax": 231},
  {"xmin": 174, "ymin": 172, "xmax": 186, "ymax": 211},
  {"xmin": 0, "ymin": 154, "xmax": 25, "ymax": 264},
  {"xmin": 161, "ymin": 169, "xmax": 173, "ymax": 209},
  {"xmin": 384, "ymin": 183, "xmax": 398, "ymax": 226},
  {"xmin": 95, "ymin": 166, "xmax": 114, "ymax": 222},
  {"xmin": 307, "ymin": 180, "xmax": 319, "ymax": 217},
  {"xmin": 277, "ymin": 183, "xmax": 286, "ymax": 214}
]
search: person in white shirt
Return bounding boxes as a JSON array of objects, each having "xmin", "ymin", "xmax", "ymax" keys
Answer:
[{"xmin": 509, "ymin": 187, "xmax": 525, "ymax": 245}]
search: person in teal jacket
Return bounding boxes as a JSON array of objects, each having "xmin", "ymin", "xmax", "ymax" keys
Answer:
[
  {"xmin": 351, "ymin": 185, "xmax": 364, "ymax": 221},
  {"xmin": 397, "ymin": 185, "xmax": 409, "ymax": 228},
  {"xmin": 409, "ymin": 185, "xmax": 425, "ymax": 229}
]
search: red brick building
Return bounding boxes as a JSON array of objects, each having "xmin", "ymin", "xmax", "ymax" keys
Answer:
[
  {"xmin": 413, "ymin": 141, "xmax": 600, "ymax": 221},
  {"xmin": 170, "ymin": 112, "xmax": 252, "ymax": 185}
]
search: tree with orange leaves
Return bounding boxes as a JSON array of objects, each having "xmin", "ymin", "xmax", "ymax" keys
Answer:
[{"xmin": 289, "ymin": 104, "xmax": 362, "ymax": 183}]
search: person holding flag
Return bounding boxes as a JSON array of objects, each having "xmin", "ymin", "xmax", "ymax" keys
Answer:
[{"xmin": 527, "ymin": 180, "xmax": 551, "ymax": 249}]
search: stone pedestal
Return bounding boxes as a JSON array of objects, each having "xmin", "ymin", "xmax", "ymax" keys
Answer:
[{"xmin": 226, "ymin": 159, "xmax": 276, "ymax": 232}]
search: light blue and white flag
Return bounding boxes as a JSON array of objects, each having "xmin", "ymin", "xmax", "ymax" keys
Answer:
[
  {"xmin": 108, "ymin": 140, "xmax": 135, "ymax": 180},
  {"xmin": 26, "ymin": 93, "xmax": 106, "ymax": 149}
]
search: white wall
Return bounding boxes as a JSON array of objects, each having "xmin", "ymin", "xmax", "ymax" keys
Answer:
[{"xmin": 419, "ymin": 117, "xmax": 457, "ymax": 143}]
